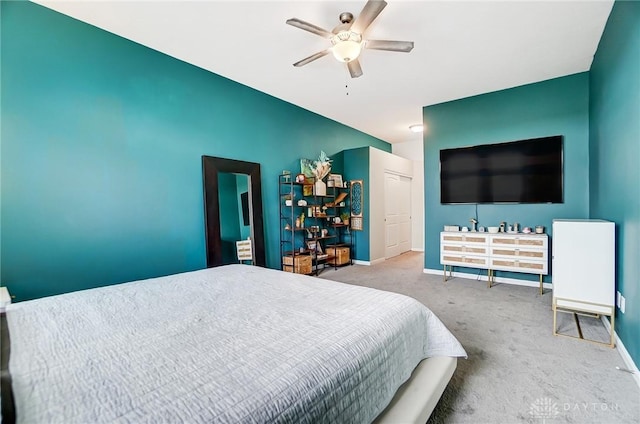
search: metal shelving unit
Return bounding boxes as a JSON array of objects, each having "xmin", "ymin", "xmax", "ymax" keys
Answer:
[{"xmin": 279, "ymin": 174, "xmax": 353, "ymax": 275}]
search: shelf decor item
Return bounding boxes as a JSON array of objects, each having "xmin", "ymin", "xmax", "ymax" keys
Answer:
[
  {"xmin": 301, "ymin": 152, "xmax": 332, "ymax": 196},
  {"xmin": 328, "ymin": 174, "xmax": 343, "ymax": 188},
  {"xmin": 340, "ymin": 212, "xmax": 350, "ymax": 226}
]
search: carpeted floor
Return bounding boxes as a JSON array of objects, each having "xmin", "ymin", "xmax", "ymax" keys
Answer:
[{"xmin": 319, "ymin": 251, "xmax": 640, "ymax": 424}]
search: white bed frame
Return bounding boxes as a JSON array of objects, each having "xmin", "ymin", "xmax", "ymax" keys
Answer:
[{"xmin": 375, "ymin": 356, "xmax": 457, "ymax": 423}]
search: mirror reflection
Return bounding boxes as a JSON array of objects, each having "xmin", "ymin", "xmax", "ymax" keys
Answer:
[{"xmin": 218, "ymin": 173, "xmax": 251, "ymax": 265}]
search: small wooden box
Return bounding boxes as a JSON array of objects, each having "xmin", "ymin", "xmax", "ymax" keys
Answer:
[
  {"xmin": 283, "ymin": 255, "xmax": 312, "ymax": 274},
  {"xmin": 327, "ymin": 246, "xmax": 350, "ymax": 265}
]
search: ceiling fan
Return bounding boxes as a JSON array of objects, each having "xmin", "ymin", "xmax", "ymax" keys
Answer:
[{"xmin": 286, "ymin": 0, "xmax": 414, "ymax": 78}]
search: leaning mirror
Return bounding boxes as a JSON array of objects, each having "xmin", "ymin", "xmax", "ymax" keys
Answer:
[{"xmin": 202, "ymin": 156, "xmax": 266, "ymax": 267}]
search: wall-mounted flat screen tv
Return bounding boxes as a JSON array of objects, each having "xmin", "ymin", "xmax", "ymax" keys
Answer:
[{"xmin": 440, "ymin": 135, "xmax": 563, "ymax": 204}]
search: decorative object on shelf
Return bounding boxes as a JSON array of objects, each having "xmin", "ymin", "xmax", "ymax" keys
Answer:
[
  {"xmin": 303, "ymin": 181, "xmax": 314, "ymax": 196},
  {"xmin": 350, "ymin": 180, "xmax": 363, "ymax": 218},
  {"xmin": 470, "ymin": 218, "xmax": 478, "ymax": 232},
  {"xmin": 296, "ymin": 173, "xmax": 305, "ymax": 183},
  {"xmin": 340, "ymin": 212, "xmax": 350, "ymax": 226},
  {"xmin": 479, "ymin": 226, "xmax": 485, "ymax": 232},
  {"xmin": 328, "ymin": 174, "xmax": 343, "ymax": 188},
  {"xmin": 308, "ymin": 206, "xmax": 325, "ymax": 217},
  {"xmin": 306, "ymin": 240, "xmax": 323, "ymax": 254},
  {"xmin": 350, "ymin": 216, "xmax": 363, "ymax": 231},
  {"xmin": 461, "ymin": 227, "xmax": 469, "ymax": 232},
  {"xmin": 282, "ymin": 170, "xmax": 291, "ymax": 183},
  {"xmin": 285, "ymin": 199, "xmax": 293, "ymax": 206},
  {"xmin": 444, "ymin": 225, "xmax": 460, "ymax": 232},
  {"xmin": 513, "ymin": 222, "xmax": 520, "ymax": 233},
  {"xmin": 301, "ymin": 152, "xmax": 332, "ymax": 179},
  {"xmin": 297, "ymin": 199, "xmax": 307, "ymax": 206},
  {"xmin": 321, "ymin": 229, "xmax": 329, "ymax": 237},
  {"xmin": 284, "ymin": 223, "xmax": 291, "ymax": 230},
  {"xmin": 314, "ymin": 179, "xmax": 327, "ymax": 196},
  {"xmin": 535, "ymin": 225, "xmax": 545, "ymax": 234},
  {"xmin": 499, "ymin": 221, "xmax": 507, "ymax": 232},
  {"xmin": 301, "ymin": 152, "xmax": 332, "ymax": 197},
  {"xmin": 522, "ymin": 227, "xmax": 532, "ymax": 233},
  {"xmin": 487, "ymin": 226, "xmax": 499, "ymax": 233},
  {"xmin": 295, "ymin": 217, "xmax": 301, "ymax": 228}
]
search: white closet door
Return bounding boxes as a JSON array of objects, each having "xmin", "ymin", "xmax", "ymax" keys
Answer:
[{"xmin": 385, "ymin": 173, "xmax": 411, "ymax": 259}]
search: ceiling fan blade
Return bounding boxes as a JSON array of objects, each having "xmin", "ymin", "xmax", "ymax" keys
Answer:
[
  {"xmin": 351, "ymin": 0, "xmax": 387, "ymax": 34},
  {"xmin": 347, "ymin": 59, "xmax": 363, "ymax": 78},
  {"xmin": 365, "ymin": 39, "xmax": 414, "ymax": 52},
  {"xmin": 293, "ymin": 49, "xmax": 331, "ymax": 67},
  {"xmin": 286, "ymin": 18, "xmax": 333, "ymax": 38}
]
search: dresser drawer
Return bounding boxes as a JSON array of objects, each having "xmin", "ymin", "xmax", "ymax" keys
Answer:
[
  {"xmin": 489, "ymin": 247, "xmax": 545, "ymax": 260},
  {"xmin": 441, "ymin": 233, "xmax": 489, "ymax": 246},
  {"xmin": 442, "ymin": 244, "xmax": 489, "ymax": 255},
  {"xmin": 489, "ymin": 258, "xmax": 547, "ymax": 274},
  {"xmin": 441, "ymin": 254, "xmax": 489, "ymax": 267},
  {"xmin": 491, "ymin": 235, "xmax": 547, "ymax": 249}
]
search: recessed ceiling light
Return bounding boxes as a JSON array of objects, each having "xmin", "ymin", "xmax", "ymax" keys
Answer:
[{"xmin": 409, "ymin": 124, "xmax": 424, "ymax": 133}]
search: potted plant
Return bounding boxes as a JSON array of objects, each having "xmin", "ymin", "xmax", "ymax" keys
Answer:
[{"xmin": 340, "ymin": 212, "xmax": 350, "ymax": 226}]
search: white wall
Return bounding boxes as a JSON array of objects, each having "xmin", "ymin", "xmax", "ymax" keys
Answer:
[
  {"xmin": 392, "ymin": 139, "xmax": 424, "ymax": 252},
  {"xmin": 369, "ymin": 147, "xmax": 413, "ymax": 263}
]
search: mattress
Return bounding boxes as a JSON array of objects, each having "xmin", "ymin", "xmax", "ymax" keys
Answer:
[{"xmin": 3, "ymin": 264, "xmax": 466, "ymax": 423}]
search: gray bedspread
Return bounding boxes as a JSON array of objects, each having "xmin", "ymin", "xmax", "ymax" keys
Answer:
[{"xmin": 5, "ymin": 265, "xmax": 466, "ymax": 423}]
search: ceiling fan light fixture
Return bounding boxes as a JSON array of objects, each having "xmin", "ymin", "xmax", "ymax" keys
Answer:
[
  {"xmin": 331, "ymin": 31, "xmax": 363, "ymax": 62},
  {"xmin": 409, "ymin": 124, "xmax": 424, "ymax": 133}
]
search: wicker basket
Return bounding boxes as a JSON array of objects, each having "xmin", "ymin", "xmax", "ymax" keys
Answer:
[
  {"xmin": 283, "ymin": 255, "xmax": 312, "ymax": 274},
  {"xmin": 327, "ymin": 246, "xmax": 350, "ymax": 265}
]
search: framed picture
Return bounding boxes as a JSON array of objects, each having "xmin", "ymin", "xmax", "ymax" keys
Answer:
[
  {"xmin": 306, "ymin": 240, "xmax": 323, "ymax": 254},
  {"xmin": 328, "ymin": 174, "xmax": 343, "ymax": 188},
  {"xmin": 303, "ymin": 180, "xmax": 314, "ymax": 196},
  {"xmin": 350, "ymin": 180, "xmax": 363, "ymax": 218}
]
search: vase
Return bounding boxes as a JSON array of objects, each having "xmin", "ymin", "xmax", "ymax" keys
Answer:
[{"xmin": 314, "ymin": 179, "xmax": 326, "ymax": 196}]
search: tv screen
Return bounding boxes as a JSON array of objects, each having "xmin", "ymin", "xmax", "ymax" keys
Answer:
[{"xmin": 440, "ymin": 135, "xmax": 563, "ymax": 204}]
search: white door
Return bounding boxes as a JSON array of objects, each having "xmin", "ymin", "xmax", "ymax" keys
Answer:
[{"xmin": 385, "ymin": 173, "xmax": 412, "ymax": 259}]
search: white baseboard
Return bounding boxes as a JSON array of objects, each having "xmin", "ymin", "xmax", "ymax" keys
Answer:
[
  {"xmin": 422, "ymin": 268, "xmax": 553, "ymax": 290},
  {"xmin": 411, "ymin": 248, "xmax": 425, "ymax": 252},
  {"xmin": 353, "ymin": 258, "xmax": 386, "ymax": 266},
  {"xmin": 601, "ymin": 315, "xmax": 640, "ymax": 388}
]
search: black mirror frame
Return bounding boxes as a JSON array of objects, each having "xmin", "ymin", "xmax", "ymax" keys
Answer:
[{"xmin": 202, "ymin": 156, "xmax": 266, "ymax": 267}]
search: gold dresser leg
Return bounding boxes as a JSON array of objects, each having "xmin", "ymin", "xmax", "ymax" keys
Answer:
[
  {"xmin": 539, "ymin": 274, "xmax": 543, "ymax": 295},
  {"xmin": 610, "ymin": 310, "xmax": 616, "ymax": 348}
]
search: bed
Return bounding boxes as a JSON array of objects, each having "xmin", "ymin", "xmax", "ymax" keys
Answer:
[{"xmin": 1, "ymin": 264, "xmax": 465, "ymax": 423}]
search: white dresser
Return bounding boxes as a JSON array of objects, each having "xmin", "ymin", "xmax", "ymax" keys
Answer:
[
  {"xmin": 440, "ymin": 232, "xmax": 549, "ymax": 294},
  {"xmin": 551, "ymin": 219, "xmax": 615, "ymax": 347}
]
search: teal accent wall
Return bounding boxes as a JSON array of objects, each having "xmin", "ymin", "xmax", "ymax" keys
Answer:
[
  {"xmin": 423, "ymin": 73, "xmax": 590, "ymax": 280},
  {"xmin": 589, "ymin": 1, "xmax": 640, "ymax": 365},
  {"xmin": 343, "ymin": 147, "xmax": 370, "ymax": 261},
  {"xmin": 0, "ymin": 1, "xmax": 389, "ymax": 300}
]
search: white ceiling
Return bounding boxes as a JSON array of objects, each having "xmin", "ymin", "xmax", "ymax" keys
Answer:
[{"xmin": 34, "ymin": 0, "xmax": 613, "ymax": 145}]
